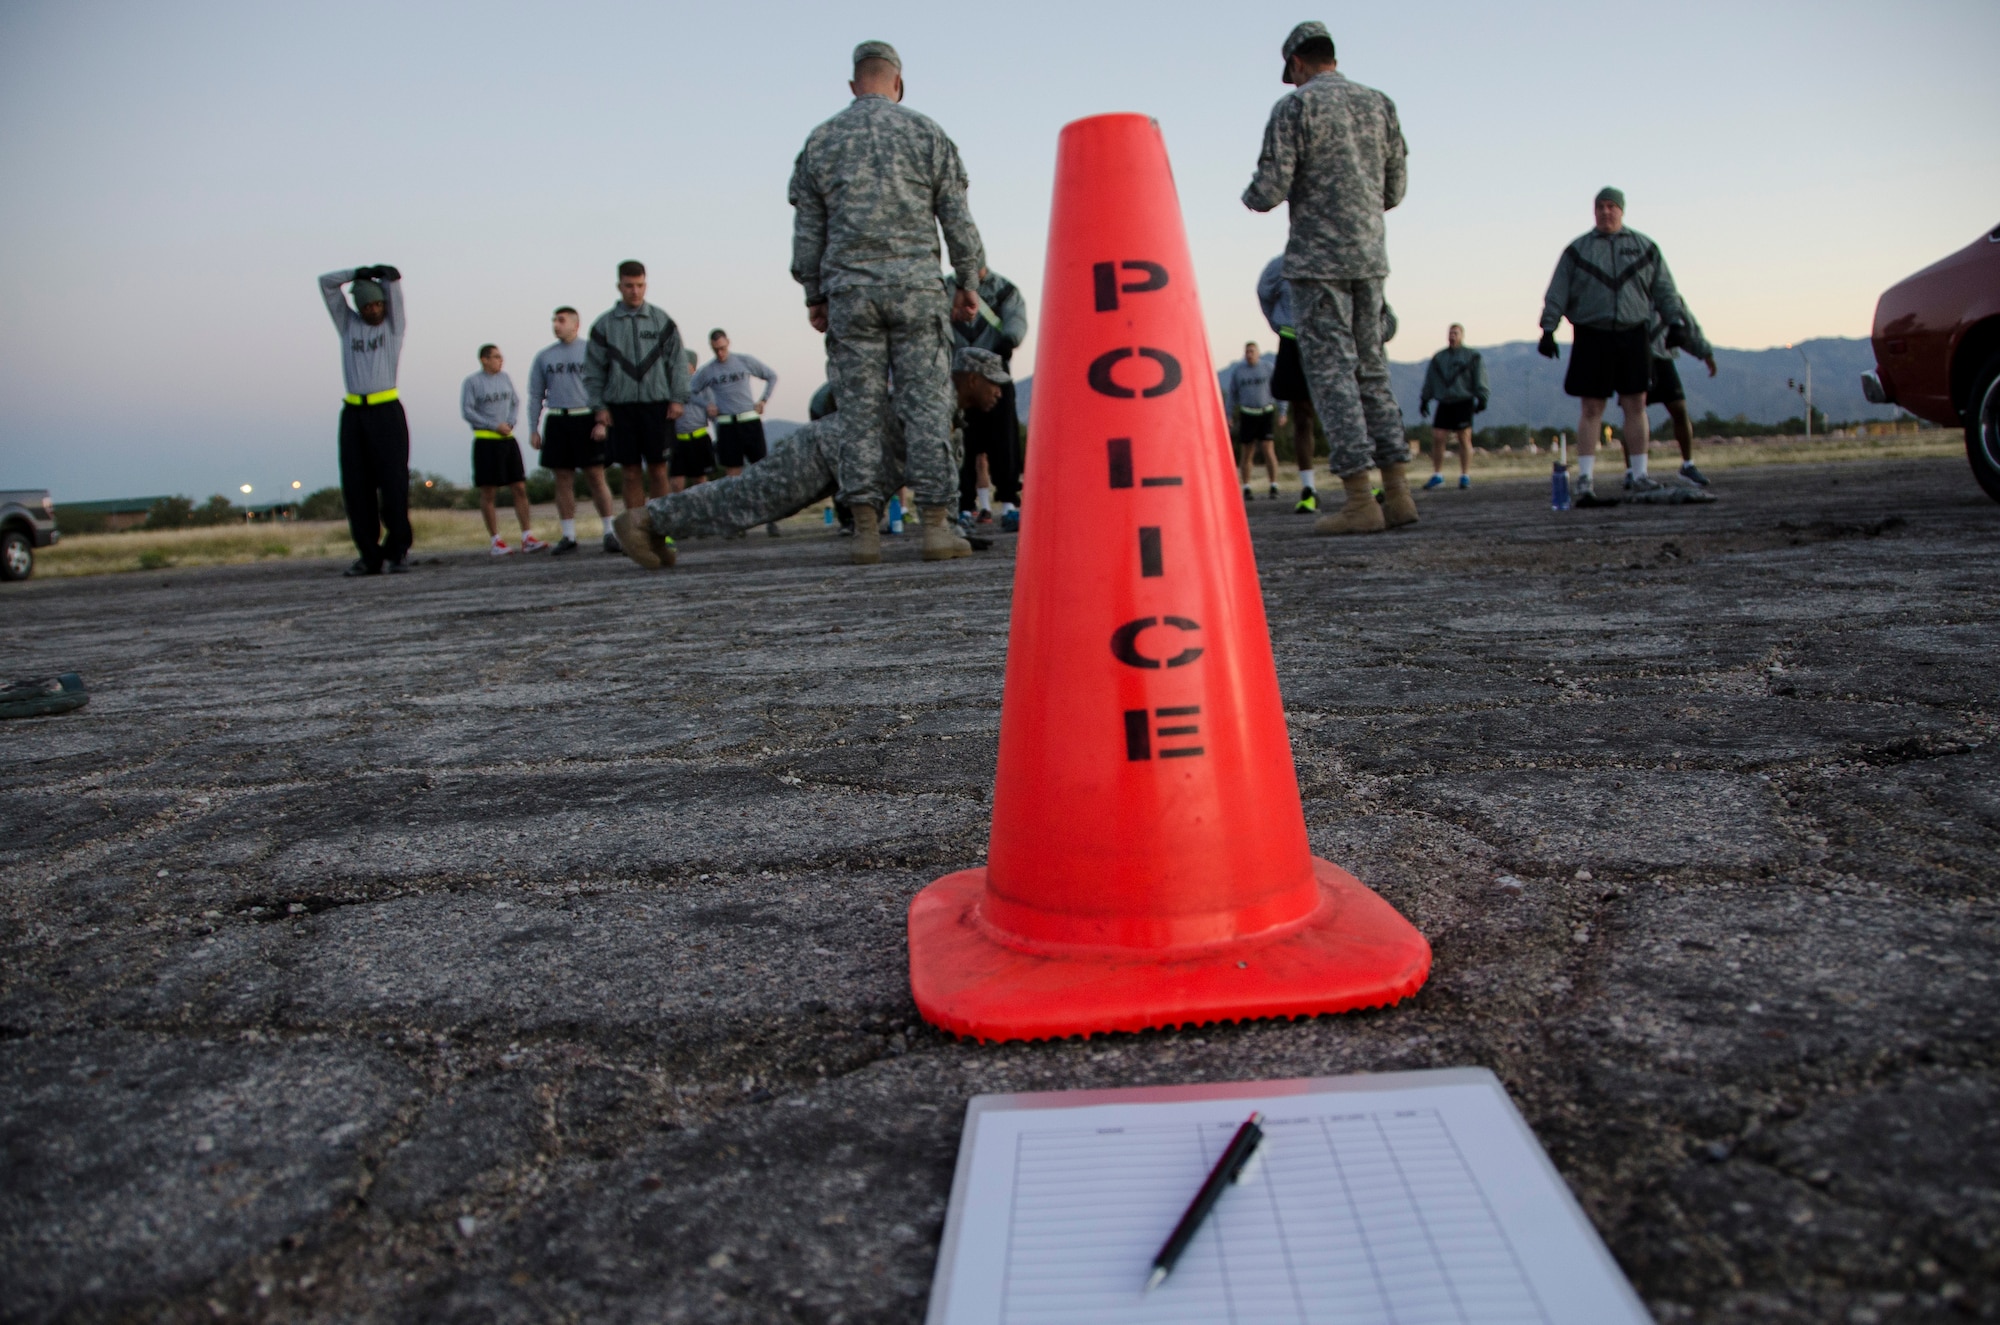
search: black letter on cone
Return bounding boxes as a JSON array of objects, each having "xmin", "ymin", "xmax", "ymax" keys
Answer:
[
  {"xmin": 1093, "ymin": 260, "xmax": 1170, "ymax": 312},
  {"xmin": 1088, "ymin": 347, "xmax": 1183, "ymax": 399},
  {"xmin": 1110, "ymin": 616, "xmax": 1204, "ymax": 669}
]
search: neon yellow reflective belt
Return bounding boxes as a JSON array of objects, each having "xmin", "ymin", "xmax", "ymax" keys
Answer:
[
  {"xmin": 343, "ymin": 388, "xmax": 400, "ymax": 406},
  {"xmin": 717, "ymin": 411, "xmax": 761, "ymax": 425},
  {"xmin": 471, "ymin": 429, "xmax": 507, "ymax": 440},
  {"xmin": 1239, "ymin": 405, "xmax": 1275, "ymax": 414},
  {"xmin": 677, "ymin": 427, "xmax": 711, "ymax": 440},
  {"xmin": 1278, "ymin": 327, "xmax": 1297, "ymax": 340}
]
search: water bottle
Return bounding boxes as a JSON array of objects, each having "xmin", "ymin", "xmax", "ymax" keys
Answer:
[
  {"xmin": 888, "ymin": 495, "xmax": 904, "ymax": 534},
  {"xmin": 822, "ymin": 505, "xmax": 835, "ymax": 526},
  {"xmin": 1550, "ymin": 435, "xmax": 1571, "ymax": 511}
]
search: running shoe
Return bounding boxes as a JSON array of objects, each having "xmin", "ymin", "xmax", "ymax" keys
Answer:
[
  {"xmin": 1680, "ymin": 462, "xmax": 1711, "ymax": 487},
  {"xmin": 386, "ymin": 558, "xmax": 410, "ymax": 574},
  {"xmin": 975, "ymin": 509, "xmax": 994, "ymax": 525},
  {"xmin": 1625, "ymin": 474, "xmax": 1665, "ymax": 495},
  {"xmin": 1267, "ymin": 483, "xmax": 1280, "ymax": 500},
  {"xmin": 343, "ymin": 558, "xmax": 380, "ymax": 577},
  {"xmin": 1294, "ymin": 491, "xmax": 1318, "ymax": 514},
  {"xmin": 1242, "ymin": 487, "xmax": 1252, "ymax": 503},
  {"xmin": 1000, "ymin": 510, "xmax": 1020, "ymax": 532},
  {"xmin": 766, "ymin": 521, "xmax": 781, "ymax": 537},
  {"xmin": 602, "ymin": 530, "xmax": 622, "ymax": 554},
  {"xmin": 1422, "ymin": 473, "xmax": 1445, "ymax": 490},
  {"xmin": 521, "ymin": 532, "xmax": 549, "ymax": 553},
  {"xmin": 551, "ymin": 537, "xmax": 579, "ymax": 556},
  {"xmin": 489, "ymin": 538, "xmax": 513, "ymax": 557},
  {"xmin": 1458, "ymin": 475, "xmax": 1471, "ymax": 489}
]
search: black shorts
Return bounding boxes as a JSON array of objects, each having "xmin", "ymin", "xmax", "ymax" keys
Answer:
[
  {"xmin": 1649, "ymin": 355, "xmax": 1686, "ymax": 406},
  {"xmin": 715, "ymin": 417, "xmax": 768, "ymax": 468},
  {"xmin": 1433, "ymin": 399, "xmax": 1476, "ymax": 431},
  {"xmin": 1236, "ymin": 408, "xmax": 1276, "ymax": 443},
  {"xmin": 1270, "ymin": 334, "xmax": 1309, "ymax": 403},
  {"xmin": 605, "ymin": 400, "xmax": 672, "ymax": 467},
  {"xmin": 471, "ymin": 435, "xmax": 527, "ymax": 488},
  {"xmin": 671, "ymin": 430, "xmax": 716, "ymax": 477},
  {"xmin": 1564, "ymin": 324, "xmax": 1652, "ymax": 399},
  {"xmin": 539, "ymin": 413, "xmax": 604, "ymax": 470}
]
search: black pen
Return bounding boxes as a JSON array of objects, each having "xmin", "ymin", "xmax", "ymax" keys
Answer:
[{"xmin": 1145, "ymin": 1111, "xmax": 1265, "ymax": 1293}]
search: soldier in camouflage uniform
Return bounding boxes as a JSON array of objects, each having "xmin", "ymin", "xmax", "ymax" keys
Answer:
[
  {"xmin": 1242, "ymin": 21, "xmax": 1413, "ymax": 536},
  {"xmin": 789, "ymin": 39, "xmax": 985, "ymax": 565},
  {"xmin": 616, "ymin": 348, "xmax": 1005, "ymax": 569}
]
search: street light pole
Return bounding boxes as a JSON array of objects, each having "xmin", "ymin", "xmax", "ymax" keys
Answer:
[{"xmin": 1787, "ymin": 343, "xmax": 1813, "ymax": 439}]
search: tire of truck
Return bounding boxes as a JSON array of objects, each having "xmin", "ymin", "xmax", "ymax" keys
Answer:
[
  {"xmin": 0, "ymin": 528, "xmax": 32, "ymax": 581},
  {"xmin": 1967, "ymin": 348, "xmax": 2000, "ymax": 505}
]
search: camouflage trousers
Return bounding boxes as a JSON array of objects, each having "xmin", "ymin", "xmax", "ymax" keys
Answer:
[
  {"xmin": 826, "ymin": 285, "xmax": 960, "ymax": 509},
  {"xmin": 1292, "ymin": 277, "xmax": 1407, "ymax": 477},
  {"xmin": 642, "ymin": 415, "xmax": 905, "ymax": 539}
]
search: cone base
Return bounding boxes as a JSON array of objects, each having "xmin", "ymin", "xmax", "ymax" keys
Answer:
[{"xmin": 908, "ymin": 859, "xmax": 1431, "ymax": 1042}]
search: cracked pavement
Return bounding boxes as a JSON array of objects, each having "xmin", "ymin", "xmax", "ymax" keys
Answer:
[{"xmin": 2, "ymin": 458, "xmax": 1997, "ymax": 1323}]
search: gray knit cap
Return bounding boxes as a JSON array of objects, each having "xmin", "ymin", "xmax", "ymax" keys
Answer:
[
  {"xmin": 953, "ymin": 347, "xmax": 1010, "ymax": 384},
  {"xmin": 1282, "ymin": 21, "xmax": 1333, "ymax": 61},
  {"xmin": 350, "ymin": 278, "xmax": 385, "ymax": 308},
  {"xmin": 852, "ymin": 40, "xmax": 901, "ymax": 70},
  {"xmin": 1595, "ymin": 186, "xmax": 1626, "ymax": 209}
]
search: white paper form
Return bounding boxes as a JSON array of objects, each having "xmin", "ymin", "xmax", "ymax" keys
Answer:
[{"xmin": 925, "ymin": 1068, "xmax": 1649, "ymax": 1325}]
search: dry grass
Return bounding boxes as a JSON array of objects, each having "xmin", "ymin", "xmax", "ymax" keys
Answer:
[{"xmin": 1388, "ymin": 428, "xmax": 1964, "ymax": 483}]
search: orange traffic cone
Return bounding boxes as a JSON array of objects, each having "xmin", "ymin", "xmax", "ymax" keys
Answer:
[{"xmin": 907, "ymin": 114, "xmax": 1431, "ymax": 1041}]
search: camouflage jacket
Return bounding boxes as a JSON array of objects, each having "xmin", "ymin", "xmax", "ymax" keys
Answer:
[
  {"xmin": 1242, "ymin": 71, "xmax": 1407, "ymax": 281},
  {"xmin": 789, "ymin": 95, "xmax": 985, "ymax": 304},
  {"xmin": 1540, "ymin": 228, "xmax": 1683, "ymax": 334}
]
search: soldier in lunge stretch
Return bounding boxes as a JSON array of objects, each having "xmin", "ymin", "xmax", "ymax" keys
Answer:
[
  {"xmin": 1537, "ymin": 187, "xmax": 1683, "ymax": 502},
  {"xmin": 1417, "ymin": 324, "xmax": 1489, "ymax": 490},
  {"xmin": 789, "ymin": 39, "xmax": 986, "ymax": 565},
  {"xmin": 318, "ymin": 264, "xmax": 411, "ymax": 575},
  {"xmin": 585, "ymin": 260, "xmax": 691, "ymax": 516},
  {"xmin": 1242, "ymin": 22, "xmax": 1413, "ymax": 536},
  {"xmin": 617, "ymin": 348, "xmax": 1008, "ymax": 570}
]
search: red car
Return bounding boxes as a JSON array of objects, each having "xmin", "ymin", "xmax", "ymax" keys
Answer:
[{"xmin": 1863, "ymin": 223, "xmax": 2000, "ymax": 501}]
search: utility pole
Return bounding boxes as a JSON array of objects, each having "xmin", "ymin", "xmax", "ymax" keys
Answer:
[{"xmin": 1786, "ymin": 343, "xmax": 1814, "ymax": 439}]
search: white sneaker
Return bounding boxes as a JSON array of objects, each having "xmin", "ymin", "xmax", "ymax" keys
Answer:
[
  {"xmin": 490, "ymin": 537, "xmax": 513, "ymax": 557},
  {"xmin": 521, "ymin": 532, "xmax": 548, "ymax": 553}
]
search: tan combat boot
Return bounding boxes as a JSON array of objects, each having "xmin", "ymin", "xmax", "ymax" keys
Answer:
[
  {"xmin": 921, "ymin": 506, "xmax": 973, "ymax": 561},
  {"xmin": 611, "ymin": 509, "xmax": 677, "ymax": 569},
  {"xmin": 1313, "ymin": 471, "xmax": 1387, "ymax": 535},
  {"xmin": 1380, "ymin": 461, "xmax": 1419, "ymax": 529},
  {"xmin": 851, "ymin": 504, "xmax": 882, "ymax": 565}
]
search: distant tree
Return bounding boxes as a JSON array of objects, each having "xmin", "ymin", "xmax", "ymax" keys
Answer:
[
  {"xmin": 143, "ymin": 496, "xmax": 194, "ymax": 529},
  {"xmin": 187, "ymin": 495, "xmax": 243, "ymax": 526},
  {"xmin": 298, "ymin": 486, "xmax": 345, "ymax": 521},
  {"xmin": 53, "ymin": 506, "xmax": 109, "ymax": 535},
  {"xmin": 408, "ymin": 471, "xmax": 464, "ymax": 510},
  {"xmin": 525, "ymin": 468, "xmax": 557, "ymax": 504}
]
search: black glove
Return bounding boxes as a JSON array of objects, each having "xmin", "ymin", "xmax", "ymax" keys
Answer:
[
  {"xmin": 352, "ymin": 265, "xmax": 379, "ymax": 281},
  {"xmin": 1537, "ymin": 331, "xmax": 1560, "ymax": 359},
  {"xmin": 373, "ymin": 264, "xmax": 401, "ymax": 282},
  {"xmin": 1475, "ymin": 398, "xmax": 1488, "ymax": 414}
]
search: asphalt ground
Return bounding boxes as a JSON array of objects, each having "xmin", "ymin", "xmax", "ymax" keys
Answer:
[{"xmin": 3, "ymin": 457, "xmax": 1996, "ymax": 1324}]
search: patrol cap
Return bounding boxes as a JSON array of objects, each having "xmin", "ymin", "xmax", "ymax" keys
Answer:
[
  {"xmin": 953, "ymin": 346, "xmax": 1010, "ymax": 384},
  {"xmin": 1595, "ymin": 186, "xmax": 1626, "ymax": 209},
  {"xmin": 1281, "ymin": 21, "xmax": 1333, "ymax": 61},
  {"xmin": 852, "ymin": 40, "xmax": 901, "ymax": 70},
  {"xmin": 350, "ymin": 278, "xmax": 385, "ymax": 307}
]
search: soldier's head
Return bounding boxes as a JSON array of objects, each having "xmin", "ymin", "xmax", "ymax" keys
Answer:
[
  {"xmin": 710, "ymin": 328, "xmax": 731, "ymax": 360},
  {"xmin": 1594, "ymin": 187, "xmax": 1625, "ymax": 234},
  {"xmin": 953, "ymin": 347, "xmax": 1009, "ymax": 412},
  {"xmin": 1281, "ymin": 22, "xmax": 1336, "ymax": 85},
  {"xmin": 1448, "ymin": 323, "xmax": 1464, "ymax": 348},
  {"xmin": 352, "ymin": 278, "xmax": 387, "ymax": 326},
  {"xmin": 851, "ymin": 41, "xmax": 903, "ymax": 102},
  {"xmin": 617, "ymin": 260, "xmax": 647, "ymax": 307},
  {"xmin": 1245, "ymin": 341, "xmax": 1262, "ymax": 365},
  {"xmin": 552, "ymin": 307, "xmax": 579, "ymax": 343},
  {"xmin": 479, "ymin": 344, "xmax": 503, "ymax": 373}
]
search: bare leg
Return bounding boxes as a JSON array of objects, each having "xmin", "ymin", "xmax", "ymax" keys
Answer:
[
  {"xmin": 646, "ymin": 462, "xmax": 670, "ymax": 501},
  {"xmin": 1429, "ymin": 426, "xmax": 1447, "ymax": 475},
  {"xmin": 1577, "ymin": 399, "xmax": 1608, "ymax": 456},
  {"xmin": 622, "ymin": 467, "xmax": 646, "ymax": 511},
  {"xmin": 1236, "ymin": 442, "xmax": 1251, "ymax": 487},
  {"xmin": 1455, "ymin": 428, "xmax": 1474, "ymax": 477},
  {"xmin": 724, "ymin": 466, "xmax": 744, "ymax": 479},
  {"xmin": 1668, "ymin": 400, "xmax": 1694, "ymax": 462},
  {"xmin": 1259, "ymin": 441, "xmax": 1279, "ymax": 487},
  {"xmin": 553, "ymin": 470, "xmax": 577, "ymax": 523},
  {"xmin": 1291, "ymin": 398, "xmax": 1318, "ymax": 474},
  {"xmin": 479, "ymin": 488, "xmax": 499, "ymax": 537},
  {"xmin": 1619, "ymin": 393, "xmax": 1651, "ymax": 459},
  {"xmin": 585, "ymin": 466, "xmax": 615, "ymax": 521},
  {"xmin": 510, "ymin": 481, "xmax": 533, "ymax": 533}
]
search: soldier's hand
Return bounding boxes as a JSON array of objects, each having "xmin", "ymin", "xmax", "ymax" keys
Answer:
[
  {"xmin": 1538, "ymin": 331, "xmax": 1560, "ymax": 360},
  {"xmin": 374, "ymin": 265, "xmax": 401, "ymax": 282},
  {"xmin": 666, "ymin": 401, "xmax": 684, "ymax": 422},
  {"xmin": 591, "ymin": 423, "xmax": 608, "ymax": 442},
  {"xmin": 754, "ymin": 400, "xmax": 766, "ymax": 415},
  {"xmin": 807, "ymin": 302, "xmax": 829, "ymax": 334},
  {"xmin": 951, "ymin": 287, "xmax": 979, "ymax": 324},
  {"xmin": 1704, "ymin": 356, "xmax": 1718, "ymax": 378},
  {"xmin": 531, "ymin": 433, "xmax": 542, "ymax": 450}
]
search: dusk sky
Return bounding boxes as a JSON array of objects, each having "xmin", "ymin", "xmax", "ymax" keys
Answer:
[{"xmin": 1, "ymin": 0, "xmax": 1994, "ymax": 501}]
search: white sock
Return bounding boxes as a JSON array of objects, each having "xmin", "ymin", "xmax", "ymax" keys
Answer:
[
  {"xmin": 1578, "ymin": 454, "xmax": 1596, "ymax": 479},
  {"xmin": 1299, "ymin": 470, "xmax": 1315, "ymax": 491},
  {"xmin": 1630, "ymin": 453, "xmax": 1649, "ymax": 478},
  {"xmin": 491, "ymin": 533, "xmax": 505, "ymax": 545},
  {"xmin": 1001, "ymin": 501, "xmax": 1017, "ymax": 514},
  {"xmin": 561, "ymin": 518, "xmax": 576, "ymax": 540},
  {"xmin": 977, "ymin": 486, "xmax": 993, "ymax": 512}
]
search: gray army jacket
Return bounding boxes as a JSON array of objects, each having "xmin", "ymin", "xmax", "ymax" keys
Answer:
[
  {"xmin": 1540, "ymin": 228, "xmax": 1684, "ymax": 334},
  {"xmin": 789, "ymin": 95, "xmax": 985, "ymax": 305},
  {"xmin": 1242, "ymin": 71, "xmax": 1408, "ymax": 281},
  {"xmin": 582, "ymin": 302, "xmax": 691, "ymax": 409},
  {"xmin": 1419, "ymin": 346, "xmax": 1490, "ymax": 410}
]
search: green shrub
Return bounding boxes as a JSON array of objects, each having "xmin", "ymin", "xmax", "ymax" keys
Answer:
[
  {"xmin": 188, "ymin": 495, "xmax": 244, "ymax": 527},
  {"xmin": 143, "ymin": 496, "xmax": 194, "ymax": 530},
  {"xmin": 299, "ymin": 486, "xmax": 345, "ymax": 520},
  {"xmin": 409, "ymin": 472, "xmax": 464, "ymax": 510},
  {"xmin": 525, "ymin": 468, "xmax": 557, "ymax": 503},
  {"xmin": 54, "ymin": 506, "xmax": 109, "ymax": 535},
  {"xmin": 137, "ymin": 548, "xmax": 173, "ymax": 570}
]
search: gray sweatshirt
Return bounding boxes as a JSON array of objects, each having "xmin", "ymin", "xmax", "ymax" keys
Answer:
[
  {"xmin": 690, "ymin": 353, "xmax": 778, "ymax": 417},
  {"xmin": 1225, "ymin": 356, "xmax": 1276, "ymax": 413},
  {"xmin": 1540, "ymin": 228, "xmax": 1683, "ymax": 333},
  {"xmin": 460, "ymin": 371, "xmax": 519, "ymax": 432},
  {"xmin": 526, "ymin": 338, "xmax": 589, "ymax": 423},
  {"xmin": 951, "ymin": 270, "xmax": 1029, "ymax": 363},
  {"xmin": 319, "ymin": 269, "xmax": 405, "ymax": 397},
  {"xmin": 678, "ymin": 386, "xmax": 717, "ymax": 436}
]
